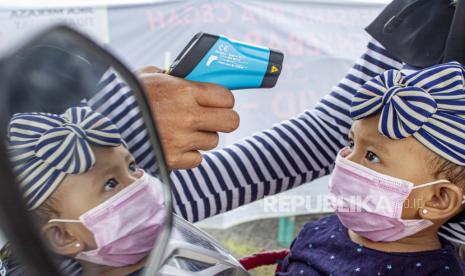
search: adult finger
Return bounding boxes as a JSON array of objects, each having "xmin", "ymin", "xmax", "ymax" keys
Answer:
[
  {"xmin": 169, "ymin": 151, "xmax": 203, "ymax": 170},
  {"xmin": 193, "ymin": 82, "xmax": 235, "ymax": 108},
  {"xmin": 185, "ymin": 131, "xmax": 220, "ymax": 151},
  {"xmin": 194, "ymin": 107, "xmax": 240, "ymax": 133}
]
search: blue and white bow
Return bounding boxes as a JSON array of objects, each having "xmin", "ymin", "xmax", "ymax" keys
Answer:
[
  {"xmin": 8, "ymin": 106, "xmax": 123, "ymax": 210},
  {"xmin": 350, "ymin": 62, "xmax": 465, "ymax": 165}
]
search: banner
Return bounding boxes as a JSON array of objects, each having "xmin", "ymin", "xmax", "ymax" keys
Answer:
[{"xmin": 0, "ymin": 6, "xmax": 109, "ymax": 55}]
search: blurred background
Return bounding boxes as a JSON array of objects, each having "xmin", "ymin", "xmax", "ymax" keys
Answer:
[{"xmin": 0, "ymin": 1, "xmax": 389, "ymax": 274}]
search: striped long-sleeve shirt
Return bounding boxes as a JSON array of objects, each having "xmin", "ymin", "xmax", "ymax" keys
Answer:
[
  {"xmin": 84, "ymin": 39, "xmax": 402, "ymax": 225},
  {"xmin": 170, "ymin": 39, "xmax": 403, "ymax": 222}
]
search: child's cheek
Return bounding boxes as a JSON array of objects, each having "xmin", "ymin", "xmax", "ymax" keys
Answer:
[
  {"xmin": 400, "ymin": 191, "xmax": 423, "ymax": 219},
  {"xmin": 74, "ymin": 224, "xmax": 98, "ymax": 250}
]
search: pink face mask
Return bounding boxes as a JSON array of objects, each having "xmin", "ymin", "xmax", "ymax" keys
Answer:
[
  {"xmin": 328, "ymin": 148, "xmax": 459, "ymax": 242},
  {"xmin": 49, "ymin": 171, "xmax": 165, "ymax": 267}
]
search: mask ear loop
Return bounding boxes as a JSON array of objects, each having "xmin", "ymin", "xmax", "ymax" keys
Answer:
[
  {"xmin": 412, "ymin": 179, "xmax": 450, "ymax": 190},
  {"xmin": 413, "ymin": 180, "xmax": 452, "ymax": 213},
  {"xmin": 413, "ymin": 180, "xmax": 465, "ymax": 205},
  {"xmin": 48, "ymin": 219, "xmax": 81, "ymax": 223}
]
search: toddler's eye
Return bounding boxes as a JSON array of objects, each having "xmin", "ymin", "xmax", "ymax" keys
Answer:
[
  {"xmin": 104, "ymin": 178, "xmax": 119, "ymax": 192},
  {"xmin": 366, "ymin": 151, "xmax": 380, "ymax": 163},
  {"xmin": 129, "ymin": 161, "xmax": 138, "ymax": 172}
]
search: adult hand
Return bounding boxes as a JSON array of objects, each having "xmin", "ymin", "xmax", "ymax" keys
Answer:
[{"xmin": 137, "ymin": 66, "xmax": 240, "ymax": 170}]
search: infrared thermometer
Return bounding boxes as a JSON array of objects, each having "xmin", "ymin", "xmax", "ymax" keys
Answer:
[{"xmin": 168, "ymin": 33, "xmax": 284, "ymax": 90}]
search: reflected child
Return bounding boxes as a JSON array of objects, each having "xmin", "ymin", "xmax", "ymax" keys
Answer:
[{"xmin": 8, "ymin": 106, "xmax": 165, "ymax": 275}]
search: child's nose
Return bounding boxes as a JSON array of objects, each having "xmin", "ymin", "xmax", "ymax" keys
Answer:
[
  {"xmin": 340, "ymin": 147, "xmax": 351, "ymax": 158},
  {"xmin": 343, "ymin": 148, "xmax": 361, "ymax": 164},
  {"xmin": 133, "ymin": 169, "xmax": 144, "ymax": 179}
]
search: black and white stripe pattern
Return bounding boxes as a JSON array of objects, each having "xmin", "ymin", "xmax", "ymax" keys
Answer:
[
  {"xmin": 87, "ymin": 40, "xmax": 406, "ymax": 224},
  {"xmin": 72, "ymin": 41, "xmax": 402, "ymax": 225},
  {"xmin": 86, "ymin": 70, "xmax": 158, "ymax": 175},
  {"xmin": 170, "ymin": 40, "xmax": 404, "ymax": 222}
]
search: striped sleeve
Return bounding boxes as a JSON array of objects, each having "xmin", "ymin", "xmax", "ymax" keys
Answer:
[
  {"xmin": 170, "ymin": 40, "xmax": 403, "ymax": 222},
  {"xmin": 85, "ymin": 70, "xmax": 159, "ymax": 175}
]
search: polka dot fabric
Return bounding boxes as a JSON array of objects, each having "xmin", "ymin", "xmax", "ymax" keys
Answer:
[{"xmin": 277, "ymin": 215, "xmax": 465, "ymax": 275}]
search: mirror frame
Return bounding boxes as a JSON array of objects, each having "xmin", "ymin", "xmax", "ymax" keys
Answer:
[{"xmin": 0, "ymin": 25, "xmax": 174, "ymax": 275}]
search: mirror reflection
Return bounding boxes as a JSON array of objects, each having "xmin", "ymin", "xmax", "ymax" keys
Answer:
[{"xmin": 0, "ymin": 27, "xmax": 169, "ymax": 276}]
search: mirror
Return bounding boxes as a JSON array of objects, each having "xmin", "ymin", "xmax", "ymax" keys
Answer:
[{"xmin": 0, "ymin": 26, "xmax": 172, "ymax": 276}]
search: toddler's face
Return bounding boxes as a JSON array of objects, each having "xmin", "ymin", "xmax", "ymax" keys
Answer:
[
  {"xmin": 46, "ymin": 145, "xmax": 142, "ymax": 250},
  {"xmin": 346, "ymin": 113, "xmax": 440, "ymax": 219}
]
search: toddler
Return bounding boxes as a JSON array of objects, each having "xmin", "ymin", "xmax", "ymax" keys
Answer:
[
  {"xmin": 8, "ymin": 106, "xmax": 165, "ymax": 275},
  {"xmin": 278, "ymin": 62, "xmax": 465, "ymax": 275}
]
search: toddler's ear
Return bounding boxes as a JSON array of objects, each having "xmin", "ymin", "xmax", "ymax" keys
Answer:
[
  {"xmin": 41, "ymin": 223, "xmax": 83, "ymax": 257},
  {"xmin": 420, "ymin": 183, "xmax": 463, "ymax": 221}
]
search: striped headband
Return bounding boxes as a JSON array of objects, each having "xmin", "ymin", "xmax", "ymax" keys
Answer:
[
  {"xmin": 8, "ymin": 106, "xmax": 123, "ymax": 210},
  {"xmin": 350, "ymin": 61, "xmax": 465, "ymax": 165}
]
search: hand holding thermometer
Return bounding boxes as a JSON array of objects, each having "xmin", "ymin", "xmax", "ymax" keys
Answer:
[{"xmin": 167, "ymin": 33, "xmax": 284, "ymax": 90}]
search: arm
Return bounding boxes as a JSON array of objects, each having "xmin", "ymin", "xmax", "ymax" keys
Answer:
[{"xmin": 171, "ymin": 40, "xmax": 403, "ymax": 222}]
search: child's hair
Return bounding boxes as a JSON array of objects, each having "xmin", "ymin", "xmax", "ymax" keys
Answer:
[
  {"xmin": 431, "ymin": 155, "xmax": 465, "ymax": 189},
  {"xmin": 34, "ymin": 196, "xmax": 60, "ymax": 225},
  {"xmin": 7, "ymin": 106, "xmax": 124, "ymax": 212}
]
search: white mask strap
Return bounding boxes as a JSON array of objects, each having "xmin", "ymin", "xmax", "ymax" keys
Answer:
[
  {"xmin": 412, "ymin": 179, "xmax": 450, "ymax": 190},
  {"xmin": 48, "ymin": 219, "xmax": 81, "ymax": 223},
  {"xmin": 412, "ymin": 180, "xmax": 465, "ymax": 204}
]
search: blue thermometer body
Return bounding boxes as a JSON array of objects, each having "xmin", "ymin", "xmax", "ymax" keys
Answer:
[{"xmin": 168, "ymin": 33, "xmax": 284, "ymax": 90}]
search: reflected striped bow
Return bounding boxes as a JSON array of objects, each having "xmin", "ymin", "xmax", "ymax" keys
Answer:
[
  {"xmin": 8, "ymin": 107, "xmax": 123, "ymax": 210},
  {"xmin": 350, "ymin": 62, "xmax": 465, "ymax": 165}
]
